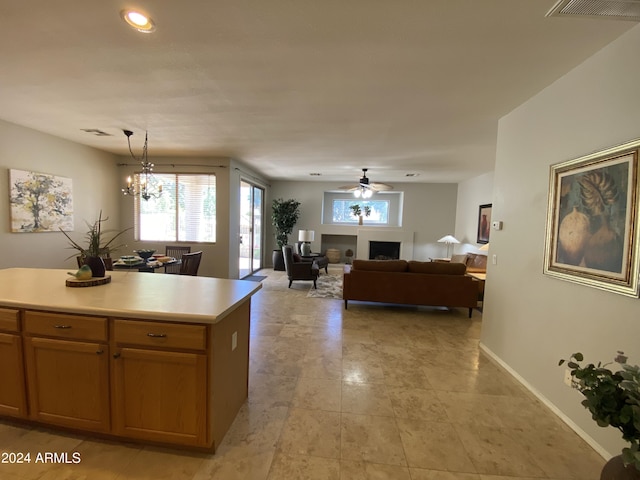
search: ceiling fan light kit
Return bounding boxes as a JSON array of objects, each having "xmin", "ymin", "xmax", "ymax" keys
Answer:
[{"xmin": 339, "ymin": 168, "xmax": 392, "ymax": 198}]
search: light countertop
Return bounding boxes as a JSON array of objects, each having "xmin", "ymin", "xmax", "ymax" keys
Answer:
[{"xmin": 0, "ymin": 268, "xmax": 262, "ymax": 324}]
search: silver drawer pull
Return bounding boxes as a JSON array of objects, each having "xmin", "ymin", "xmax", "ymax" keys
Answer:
[
  {"xmin": 147, "ymin": 333, "xmax": 167, "ymax": 338},
  {"xmin": 54, "ymin": 325, "xmax": 72, "ymax": 329}
]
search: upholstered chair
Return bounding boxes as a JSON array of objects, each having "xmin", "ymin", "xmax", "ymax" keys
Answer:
[{"xmin": 282, "ymin": 245, "xmax": 319, "ymax": 289}]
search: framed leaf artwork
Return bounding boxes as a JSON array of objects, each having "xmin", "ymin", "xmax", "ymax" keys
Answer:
[
  {"xmin": 9, "ymin": 169, "xmax": 74, "ymax": 232},
  {"xmin": 543, "ymin": 139, "xmax": 640, "ymax": 297}
]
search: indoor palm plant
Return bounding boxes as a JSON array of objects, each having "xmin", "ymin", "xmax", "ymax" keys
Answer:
[
  {"xmin": 559, "ymin": 351, "xmax": 640, "ymax": 476},
  {"xmin": 350, "ymin": 204, "xmax": 371, "ymax": 225},
  {"xmin": 271, "ymin": 198, "xmax": 301, "ymax": 271},
  {"xmin": 60, "ymin": 211, "xmax": 131, "ymax": 276}
]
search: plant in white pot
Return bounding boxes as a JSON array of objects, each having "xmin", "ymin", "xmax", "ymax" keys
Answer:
[
  {"xmin": 350, "ymin": 204, "xmax": 371, "ymax": 225},
  {"xmin": 559, "ymin": 351, "xmax": 640, "ymax": 478}
]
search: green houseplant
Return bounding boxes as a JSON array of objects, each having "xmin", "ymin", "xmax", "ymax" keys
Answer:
[
  {"xmin": 559, "ymin": 351, "xmax": 640, "ymax": 475},
  {"xmin": 60, "ymin": 211, "xmax": 131, "ymax": 276},
  {"xmin": 271, "ymin": 198, "xmax": 301, "ymax": 271},
  {"xmin": 350, "ymin": 204, "xmax": 371, "ymax": 225}
]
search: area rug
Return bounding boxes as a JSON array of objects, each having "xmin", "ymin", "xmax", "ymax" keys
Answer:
[
  {"xmin": 307, "ymin": 273, "xmax": 343, "ymax": 299},
  {"xmin": 243, "ymin": 275, "xmax": 267, "ymax": 282}
]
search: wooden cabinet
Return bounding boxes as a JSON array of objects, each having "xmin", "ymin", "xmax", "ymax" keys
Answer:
[
  {"xmin": 23, "ymin": 311, "xmax": 110, "ymax": 433},
  {"xmin": 0, "ymin": 308, "xmax": 27, "ymax": 418},
  {"xmin": 111, "ymin": 319, "xmax": 208, "ymax": 447}
]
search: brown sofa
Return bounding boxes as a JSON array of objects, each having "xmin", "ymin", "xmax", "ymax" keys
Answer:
[{"xmin": 343, "ymin": 259, "xmax": 480, "ymax": 317}]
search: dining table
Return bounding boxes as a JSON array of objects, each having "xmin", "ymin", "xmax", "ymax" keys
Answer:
[{"xmin": 112, "ymin": 257, "xmax": 181, "ymax": 273}]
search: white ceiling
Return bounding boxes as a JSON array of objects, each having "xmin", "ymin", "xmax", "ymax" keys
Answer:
[{"xmin": 0, "ymin": 1, "xmax": 634, "ymax": 184}]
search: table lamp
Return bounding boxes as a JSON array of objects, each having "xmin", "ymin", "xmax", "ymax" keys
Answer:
[
  {"xmin": 437, "ymin": 234, "xmax": 460, "ymax": 258},
  {"xmin": 298, "ymin": 230, "xmax": 315, "ymax": 256}
]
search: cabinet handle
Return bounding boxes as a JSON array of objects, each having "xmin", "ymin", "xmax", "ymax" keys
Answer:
[
  {"xmin": 147, "ymin": 333, "xmax": 167, "ymax": 338},
  {"xmin": 96, "ymin": 350, "xmax": 104, "ymax": 355},
  {"xmin": 54, "ymin": 325, "xmax": 72, "ymax": 329},
  {"xmin": 113, "ymin": 353, "xmax": 121, "ymax": 359}
]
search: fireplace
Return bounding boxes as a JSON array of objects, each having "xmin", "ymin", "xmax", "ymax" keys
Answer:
[{"xmin": 369, "ymin": 241, "xmax": 401, "ymax": 260}]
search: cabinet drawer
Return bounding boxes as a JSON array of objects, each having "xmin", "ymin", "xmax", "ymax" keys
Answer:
[
  {"xmin": 113, "ymin": 319, "xmax": 206, "ymax": 351},
  {"xmin": 0, "ymin": 308, "xmax": 20, "ymax": 333},
  {"xmin": 24, "ymin": 311, "xmax": 107, "ymax": 342}
]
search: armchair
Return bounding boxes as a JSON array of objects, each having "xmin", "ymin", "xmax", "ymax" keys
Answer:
[{"xmin": 282, "ymin": 245, "xmax": 319, "ymax": 289}]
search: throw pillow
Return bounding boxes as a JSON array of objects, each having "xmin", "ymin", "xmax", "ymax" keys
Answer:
[{"xmin": 292, "ymin": 253, "xmax": 302, "ymax": 262}]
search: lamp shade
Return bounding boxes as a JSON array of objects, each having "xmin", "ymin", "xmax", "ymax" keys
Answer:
[
  {"xmin": 298, "ymin": 230, "xmax": 315, "ymax": 242},
  {"xmin": 437, "ymin": 234, "xmax": 460, "ymax": 244}
]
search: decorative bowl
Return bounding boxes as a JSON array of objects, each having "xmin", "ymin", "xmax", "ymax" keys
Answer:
[{"xmin": 134, "ymin": 249, "xmax": 156, "ymax": 261}]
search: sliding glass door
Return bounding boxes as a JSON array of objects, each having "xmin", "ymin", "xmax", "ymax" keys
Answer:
[{"xmin": 239, "ymin": 181, "xmax": 264, "ymax": 278}]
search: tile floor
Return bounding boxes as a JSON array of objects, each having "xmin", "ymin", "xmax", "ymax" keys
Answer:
[{"xmin": 0, "ymin": 265, "xmax": 605, "ymax": 479}]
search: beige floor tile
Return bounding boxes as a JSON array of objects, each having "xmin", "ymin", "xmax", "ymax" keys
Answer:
[
  {"xmin": 220, "ymin": 403, "xmax": 289, "ymax": 453},
  {"xmin": 267, "ymin": 452, "xmax": 340, "ymax": 480},
  {"xmin": 387, "ymin": 385, "xmax": 449, "ymax": 421},
  {"xmin": 409, "ymin": 469, "xmax": 481, "ymax": 479},
  {"xmin": 192, "ymin": 446, "xmax": 273, "ymax": 480},
  {"xmin": 396, "ymin": 417, "xmax": 476, "ymax": 473},
  {"xmin": 341, "ymin": 382, "xmax": 394, "ymax": 416},
  {"xmin": 299, "ymin": 352, "xmax": 343, "ymax": 380},
  {"xmin": 292, "ymin": 377, "xmax": 342, "ymax": 411},
  {"xmin": 248, "ymin": 373, "xmax": 298, "ymax": 407},
  {"xmin": 111, "ymin": 446, "xmax": 206, "ymax": 480},
  {"xmin": 278, "ymin": 408, "xmax": 341, "ymax": 458},
  {"xmin": 340, "ymin": 459, "xmax": 412, "ymax": 479},
  {"xmin": 340, "ymin": 413, "xmax": 407, "ymax": 466},
  {"xmin": 453, "ymin": 423, "xmax": 547, "ymax": 477}
]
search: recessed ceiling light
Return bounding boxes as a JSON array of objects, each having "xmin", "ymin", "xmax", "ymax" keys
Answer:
[
  {"xmin": 405, "ymin": 173, "xmax": 419, "ymax": 177},
  {"xmin": 120, "ymin": 9, "xmax": 156, "ymax": 33},
  {"xmin": 309, "ymin": 173, "xmax": 322, "ymax": 176}
]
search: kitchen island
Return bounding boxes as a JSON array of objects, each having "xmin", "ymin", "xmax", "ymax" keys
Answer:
[{"xmin": 0, "ymin": 268, "xmax": 261, "ymax": 451}]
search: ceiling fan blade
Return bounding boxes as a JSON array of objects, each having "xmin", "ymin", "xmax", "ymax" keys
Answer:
[
  {"xmin": 370, "ymin": 183, "xmax": 393, "ymax": 191},
  {"xmin": 338, "ymin": 185, "xmax": 359, "ymax": 191}
]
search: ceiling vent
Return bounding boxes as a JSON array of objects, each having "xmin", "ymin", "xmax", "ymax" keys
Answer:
[{"xmin": 546, "ymin": 0, "xmax": 640, "ymax": 21}]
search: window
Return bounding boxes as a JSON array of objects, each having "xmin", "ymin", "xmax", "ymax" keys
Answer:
[
  {"xmin": 332, "ymin": 199, "xmax": 389, "ymax": 224},
  {"xmin": 135, "ymin": 173, "xmax": 216, "ymax": 242}
]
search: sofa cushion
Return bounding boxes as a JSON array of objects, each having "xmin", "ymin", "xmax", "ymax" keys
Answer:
[
  {"xmin": 450, "ymin": 254, "xmax": 468, "ymax": 264},
  {"xmin": 352, "ymin": 259, "xmax": 408, "ymax": 272},
  {"xmin": 466, "ymin": 253, "xmax": 487, "ymax": 273},
  {"xmin": 408, "ymin": 261, "xmax": 466, "ymax": 275}
]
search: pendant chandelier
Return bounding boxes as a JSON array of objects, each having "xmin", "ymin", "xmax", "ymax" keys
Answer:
[{"xmin": 121, "ymin": 130, "xmax": 162, "ymax": 201}]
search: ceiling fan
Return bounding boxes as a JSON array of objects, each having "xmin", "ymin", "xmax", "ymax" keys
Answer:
[{"xmin": 338, "ymin": 168, "xmax": 393, "ymax": 198}]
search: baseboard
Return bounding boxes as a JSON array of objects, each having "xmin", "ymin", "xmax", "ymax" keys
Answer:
[{"xmin": 479, "ymin": 342, "xmax": 611, "ymax": 461}]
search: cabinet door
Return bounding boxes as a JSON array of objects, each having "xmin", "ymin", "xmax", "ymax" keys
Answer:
[
  {"xmin": 24, "ymin": 337, "xmax": 110, "ymax": 432},
  {"xmin": 0, "ymin": 333, "xmax": 27, "ymax": 418},
  {"xmin": 112, "ymin": 347, "xmax": 208, "ymax": 447}
]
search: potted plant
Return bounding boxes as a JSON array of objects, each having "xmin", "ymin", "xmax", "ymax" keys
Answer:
[
  {"xmin": 559, "ymin": 351, "xmax": 640, "ymax": 477},
  {"xmin": 350, "ymin": 204, "xmax": 371, "ymax": 225},
  {"xmin": 60, "ymin": 211, "xmax": 131, "ymax": 277},
  {"xmin": 271, "ymin": 198, "xmax": 301, "ymax": 271}
]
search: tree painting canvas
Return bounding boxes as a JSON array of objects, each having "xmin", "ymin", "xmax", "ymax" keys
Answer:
[
  {"xmin": 9, "ymin": 169, "xmax": 73, "ymax": 232},
  {"xmin": 544, "ymin": 140, "xmax": 640, "ymax": 297}
]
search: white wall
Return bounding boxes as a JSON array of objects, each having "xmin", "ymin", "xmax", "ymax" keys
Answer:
[
  {"xmin": 455, "ymin": 171, "xmax": 494, "ymax": 254},
  {"xmin": 482, "ymin": 25, "xmax": 640, "ymax": 459},
  {"xmin": 268, "ymin": 181, "xmax": 458, "ymax": 263},
  {"xmin": 0, "ymin": 120, "xmax": 120, "ymax": 270}
]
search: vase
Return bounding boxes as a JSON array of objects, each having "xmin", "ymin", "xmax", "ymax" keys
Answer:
[
  {"xmin": 601, "ymin": 455, "xmax": 640, "ymax": 480},
  {"xmin": 584, "ymin": 215, "xmax": 623, "ymax": 272},
  {"xmin": 358, "ymin": 215, "xmax": 363, "ymax": 225},
  {"xmin": 272, "ymin": 249, "xmax": 285, "ymax": 271},
  {"xmin": 83, "ymin": 256, "xmax": 106, "ymax": 278}
]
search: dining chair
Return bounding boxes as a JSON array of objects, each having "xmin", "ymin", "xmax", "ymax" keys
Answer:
[
  {"xmin": 164, "ymin": 245, "xmax": 191, "ymax": 274},
  {"xmin": 179, "ymin": 251, "xmax": 202, "ymax": 276}
]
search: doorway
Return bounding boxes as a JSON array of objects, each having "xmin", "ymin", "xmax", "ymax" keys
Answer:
[{"xmin": 239, "ymin": 181, "xmax": 264, "ymax": 278}]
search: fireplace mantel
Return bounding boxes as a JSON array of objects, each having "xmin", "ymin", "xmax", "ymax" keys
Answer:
[{"xmin": 356, "ymin": 228, "xmax": 414, "ymax": 260}]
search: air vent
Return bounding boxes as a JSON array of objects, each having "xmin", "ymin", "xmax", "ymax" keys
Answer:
[{"xmin": 546, "ymin": 0, "xmax": 640, "ymax": 21}]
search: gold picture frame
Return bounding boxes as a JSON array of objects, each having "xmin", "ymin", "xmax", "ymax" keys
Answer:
[{"xmin": 544, "ymin": 139, "xmax": 640, "ymax": 297}]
